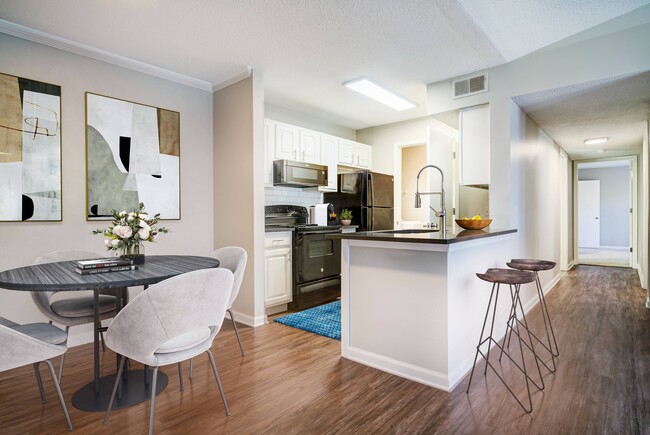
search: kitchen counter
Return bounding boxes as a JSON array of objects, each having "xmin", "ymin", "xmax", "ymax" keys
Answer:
[
  {"xmin": 338, "ymin": 226, "xmax": 518, "ymax": 391},
  {"xmin": 329, "ymin": 227, "xmax": 515, "ymax": 244}
]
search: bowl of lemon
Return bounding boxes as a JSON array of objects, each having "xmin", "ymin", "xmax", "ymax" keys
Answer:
[{"xmin": 455, "ymin": 215, "xmax": 492, "ymax": 230}]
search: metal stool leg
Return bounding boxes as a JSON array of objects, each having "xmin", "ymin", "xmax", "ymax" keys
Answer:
[
  {"xmin": 535, "ymin": 272, "xmax": 559, "ymax": 358},
  {"xmin": 513, "ymin": 284, "xmax": 545, "ymax": 391},
  {"xmin": 467, "ymin": 282, "xmax": 498, "ymax": 393}
]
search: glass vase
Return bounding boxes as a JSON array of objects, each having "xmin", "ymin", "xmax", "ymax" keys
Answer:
[{"xmin": 121, "ymin": 243, "xmax": 145, "ymax": 265}]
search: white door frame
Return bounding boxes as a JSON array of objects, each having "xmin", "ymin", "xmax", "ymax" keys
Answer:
[
  {"xmin": 559, "ymin": 149, "xmax": 570, "ymax": 270},
  {"xmin": 394, "ymin": 139, "xmax": 427, "ymax": 228},
  {"xmin": 573, "ymin": 155, "xmax": 637, "ymax": 267}
]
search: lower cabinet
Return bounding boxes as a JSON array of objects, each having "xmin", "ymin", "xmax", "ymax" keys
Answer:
[{"xmin": 265, "ymin": 232, "xmax": 293, "ymax": 307}]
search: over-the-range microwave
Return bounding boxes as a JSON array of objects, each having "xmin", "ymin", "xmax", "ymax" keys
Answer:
[{"xmin": 273, "ymin": 160, "xmax": 328, "ymax": 188}]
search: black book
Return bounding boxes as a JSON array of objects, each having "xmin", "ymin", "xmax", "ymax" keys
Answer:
[
  {"xmin": 75, "ymin": 265, "xmax": 138, "ymax": 275},
  {"xmin": 76, "ymin": 257, "xmax": 134, "ymax": 270}
]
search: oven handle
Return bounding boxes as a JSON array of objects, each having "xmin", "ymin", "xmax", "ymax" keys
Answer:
[{"xmin": 297, "ymin": 229, "xmax": 342, "ymax": 236}]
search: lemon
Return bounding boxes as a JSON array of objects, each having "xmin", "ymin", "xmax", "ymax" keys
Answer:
[
  {"xmin": 471, "ymin": 215, "xmax": 482, "ymax": 220},
  {"xmin": 462, "ymin": 217, "xmax": 469, "ymax": 220}
]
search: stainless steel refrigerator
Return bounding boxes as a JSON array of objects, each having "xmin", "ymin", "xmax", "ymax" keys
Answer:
[{"xmin": 324, "ymin": 171, "xmax": 394, "ymax": 231}]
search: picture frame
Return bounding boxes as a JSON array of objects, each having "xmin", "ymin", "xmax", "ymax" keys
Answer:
[
  {"xmin": 85, "ymin": 92, "xmax": 181, "ymax": 220},
  {"xmin": 0, "ymin": 72, "xmax": 62, "ymax": 222}
]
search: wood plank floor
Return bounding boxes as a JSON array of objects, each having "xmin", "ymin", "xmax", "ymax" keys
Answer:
[{"xmin": 1, "ymin": 265, "xmax": 649, "ymax": 434}]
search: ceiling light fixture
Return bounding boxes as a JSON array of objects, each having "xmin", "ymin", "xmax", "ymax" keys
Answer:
[
  {"xmin": 597, "ymin": 149, "xmax": 605, "ymax": 153},
  {"xmin": 343, "ymin": 77, "xmax": 417, "ymax": 111},
  {"xmin": 584, "ymin": 137, "xmax": 608, "ymax": 145}
]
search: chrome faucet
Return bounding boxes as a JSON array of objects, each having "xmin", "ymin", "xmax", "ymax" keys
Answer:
[{"xmin": 414, "ymin": 165, "xmax": 446, "ymax": 234}]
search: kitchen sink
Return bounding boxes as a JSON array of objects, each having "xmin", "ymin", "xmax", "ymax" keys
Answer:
[{"xmin": 378, "ymin": 229, "xmax": 439, "ymax": 234}]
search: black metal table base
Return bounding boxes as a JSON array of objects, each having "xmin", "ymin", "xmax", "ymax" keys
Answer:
[{"xmin": 72, "ymin": 370, "xmax": 168, "ymax": 412}]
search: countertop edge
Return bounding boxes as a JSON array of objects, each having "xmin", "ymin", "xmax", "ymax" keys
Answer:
[{"xmin": 328, "ymin": 228, "xmax": 517, "ymax": 244}]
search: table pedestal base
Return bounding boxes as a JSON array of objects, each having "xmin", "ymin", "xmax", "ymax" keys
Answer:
[{"xmin": 72, "ymin": 370, "xmax": 168, "ymax": 412}]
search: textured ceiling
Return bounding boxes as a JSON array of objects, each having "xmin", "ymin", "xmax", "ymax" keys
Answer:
[
  {"xmin": 513, "ymin": 71, "xmax": 650, "ymax": 160},
  {"xmin": 0, "ymin": 0, "xmax": 648, "ymax": 130}
]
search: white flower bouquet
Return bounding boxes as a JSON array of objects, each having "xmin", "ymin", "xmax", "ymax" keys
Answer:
[{"xmin": 93, "ymin": 203, "xmax": 169, "ymax": 262}]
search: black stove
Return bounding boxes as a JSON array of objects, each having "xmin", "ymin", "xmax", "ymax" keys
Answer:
[{"xmin": 265, "ymin": 205, "xmax": 341, "ymax": 310}]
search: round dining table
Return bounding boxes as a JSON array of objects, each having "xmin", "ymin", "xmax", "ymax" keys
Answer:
[{"xmin": 0, "ymin": 255, "xmax": 220, "ymax": 412}]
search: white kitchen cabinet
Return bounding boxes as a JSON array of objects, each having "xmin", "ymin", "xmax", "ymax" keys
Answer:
[
  {"xmin": 459, "ymin": 104, "xmax": 490, "ymax": 186},
  {"xmin": 319, "ymin": 134, "xmax": 339, "ymax": 192},
  {"xmin": 275, "ymin": 122, "xmax": 300, "ymax": 161},
  {"xmin": 355, "ymin": 142, "xmax": 372, "ymax": 169},
  {"xmin": 338, "ymin": 139, "xmax": 372, "ymax": 169},
  {"xmin": 299, "ymin": 128, "xmax": 321, "ymax": 164},
  {"xmin": 264, "ymin": 119, "xmax": 275, "ymax": 187},
  {"xmin": 265, "ymin": 232, "xmax": 293, "ymax": 307}
]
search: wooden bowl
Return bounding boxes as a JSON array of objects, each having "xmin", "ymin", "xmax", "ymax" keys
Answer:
[{"xmin": 455, "ymin": 219, "xmax": 492, "ymax": 230}]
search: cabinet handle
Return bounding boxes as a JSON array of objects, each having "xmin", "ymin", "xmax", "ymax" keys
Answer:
[
  {"xmin": 356, "ymin": 155, "xmax": 360, "ymax": 165},
  {"xmin": 293, "ymin": 149, "xmax": 297, "ymax": 159}
]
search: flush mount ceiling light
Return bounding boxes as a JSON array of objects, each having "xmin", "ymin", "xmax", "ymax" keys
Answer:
[
  {"xmin": 343, "ymin": 77, "xmax": 417, "ymax": 111},
  {"xmin": 584, "ymin": 137, "xmax": 608, "ymax": 145},
  {"xmin": 597, "ymin": 149, "xmax": 606, "ymax": 153}
]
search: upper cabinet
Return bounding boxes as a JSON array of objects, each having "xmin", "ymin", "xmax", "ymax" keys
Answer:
[
  {"xmin": 319, "ymin": 134, "xmax": 339, "ymax": 192},
  {"xmin": 264, "ymin": 118, "xmax": 372, "ymax": 189},
  {"xmin": 459, "ymin": 105, "xmax": 490, "ymax": 186},
  {"xmin": 338, "ymin": 139, "xmax": 372, "ymax": 169},
  {"xmin": 275, "ymin": 122, "xmax": 300, "ymax": 161}
]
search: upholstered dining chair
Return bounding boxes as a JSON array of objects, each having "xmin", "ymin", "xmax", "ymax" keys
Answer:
[
  {"xmin": 0, "ymin": 316, "xmax": 73, "ymax": 431},
  {"xmin": 31, "ymin": 250, "xmax": 127, "ymax": 382},
  {"xmin": 187, "ymin": 246, "xmax": 247, "ymax": 382},
  {"xmin": 103, "ymin": 268, "xmax": 233, "ymax": 435}
]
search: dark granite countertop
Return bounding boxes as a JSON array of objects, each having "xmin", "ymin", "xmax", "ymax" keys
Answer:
[{"xmin": 328, "ymin": 228, "xmax": 517, "ymax": 244}]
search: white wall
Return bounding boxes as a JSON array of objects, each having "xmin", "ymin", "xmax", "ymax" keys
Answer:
[
  {"xmin": 579, "ymin": 166, "xmax": 630, "ymax": 248},
  {"xmin": 510, "ymin": 102, "xmax": 561, "ymax": 294},
  {"xmin": 0, "ymin": 34, "xmax": 214, "ymax": 345},
  {"xmin": 265, "ymin": 103, "xmax": 356, "ymax": 140},
  {"xmin": 213, "ymin": 72, "xmax": 266, "ymax": 327}
]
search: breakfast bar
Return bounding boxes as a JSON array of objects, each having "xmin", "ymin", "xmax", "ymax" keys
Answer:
[{"xmin": 329, "ymin": 228, "xmax": 517, "ymax": 391}]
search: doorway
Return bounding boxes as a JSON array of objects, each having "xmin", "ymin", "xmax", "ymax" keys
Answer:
[{"xmin": 574, "ymin": 157, "xmax": 636, "ymax": 268}]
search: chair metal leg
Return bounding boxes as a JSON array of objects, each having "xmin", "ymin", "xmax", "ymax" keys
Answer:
[
  {"xmin": 206, "ymin": 350, "xmax": 231, "ymax": 416},
  {"xmin": 33, "ymin": 362, "xmax": 46, "ymax": 403},
  {"xmin": 178, "ymin": 362, "xmax": 184, "ymax": 391},
  {"xmin": 99, "ymin": 329, "xmax": 106, "ymax": 352},
  {"xmin": 228, "ymin": 309, "xmax": 245, "ymax": 357},
  {"xmin": 58, "ymin": 326, "xmax": 70, "ymax": 384},
  {"xmin": 44, "ymin": 359, "xmax": 73, "ymax": 431},
  {"xmin": 148, "ymin": 367, "xmax": 159, "ymax": 435},
  {"xmin": 189, "ymin": 358, "xmax": 193, "ymax": 379},
  {"xmin": 103, "ymin": 356, "xmax": 126, "ymax": 426}
]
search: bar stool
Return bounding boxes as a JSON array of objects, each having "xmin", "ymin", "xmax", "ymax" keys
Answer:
[
  {"xmin": 505, "ymin": 259, "xmax": 558, "ymax": 373},
  {"xmin": 467, "ymin": 268, "xmax": 544, "ymax": 413}
]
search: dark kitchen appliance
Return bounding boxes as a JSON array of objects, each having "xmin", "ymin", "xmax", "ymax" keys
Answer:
[
  {"xmin": 323, "ymin": 171, "xmax": 394, "ymax": 231},
  {"xmin": 265, "ymin": 205, "xmax": 342, "ymax": 311},
  {"xmin": 273, "ymin": 160, "xmax": 328, "ymax": 188}
]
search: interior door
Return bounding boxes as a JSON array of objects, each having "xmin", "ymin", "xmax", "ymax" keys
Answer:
[{"xmin": 578, "ymin": 180, "xmax": 600, "ymax": 248}]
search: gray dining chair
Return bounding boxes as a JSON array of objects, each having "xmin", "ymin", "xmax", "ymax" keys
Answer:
[
  {"xmin": 103, "ymin": 268, "xmax": 233, "ymax": 435},
  {"xmin": 31, "ymin": 249, "xmax": 127, "ymax": 382},
  {"xmin": 187, "ymin": 246, "xmax": 247, "ymax": 381},
  {"xmin": 0, "ymin": 316, "xmax": 73, "ymax": 431}
]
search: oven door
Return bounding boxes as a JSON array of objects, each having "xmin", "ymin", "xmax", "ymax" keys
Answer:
[
  {"xmin": 293, "ymin": 276, "xmax": 341, "ymax": 311},
  {"xmin": 295, "ymin": 230, "xmax": 341, "ymax": 283}
]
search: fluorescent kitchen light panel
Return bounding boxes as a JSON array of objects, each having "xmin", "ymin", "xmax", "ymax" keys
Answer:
[
  {"xmin": 343, "ymin": 77, "xmax": 417, "ymax": 111},
  {"xmin": 584, "ymin": 137, "xmax": 608, "ymax": 145}
]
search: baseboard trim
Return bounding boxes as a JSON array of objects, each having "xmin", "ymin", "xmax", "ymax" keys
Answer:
[
  {"xmin": 598, "ymin": 246, "xmax": 629, "ymax": 251},
  {"xmin": 226, "ymin": 310, "xmax": 266, "ymax": 328},
  {"xmin": 566, "ymin": 261, "xmax": 575, "ymax": 270},
  {"xmin": 637, "ymin": 266, "xmax": 646, "ymax": 290},
  {"xmin": 345, "ymin": 347, "xmax": 451, "ymax": 391}
]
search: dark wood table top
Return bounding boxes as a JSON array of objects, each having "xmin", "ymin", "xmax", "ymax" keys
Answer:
[{"xmin": 0, "ymin": 255, "xmax": 220, "ymax": 291}]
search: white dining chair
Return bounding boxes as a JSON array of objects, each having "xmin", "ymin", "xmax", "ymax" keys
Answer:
[
  {"xmin": 31, "ymin": 250, "xmax": 127, "ymax": 382},
  {"xmin": 103, "ymin": 268, "xmax": 233, "ymax": 435},
  {"xmin": 0, "ymin": 316, "xmax": 73, "ymax": 431},
  {"xmin": 187, "ymin": 246, "xmax": 247, "ymax": 381}
]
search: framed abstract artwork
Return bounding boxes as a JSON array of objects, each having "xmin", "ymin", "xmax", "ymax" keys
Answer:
[
  {"xmin": 85, "ymin": 93, "xmax": 180, "ymax": 220},
  {"xmin": 0, "ymin": 72, "xmax": 62, "ymax": 221}
]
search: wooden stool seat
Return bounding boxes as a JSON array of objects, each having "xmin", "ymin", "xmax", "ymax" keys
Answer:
[
  {"xmin": 507, "ymin": 259, "xmax": 556, "ymax": 272},
  {"xmin": 477, "ymin": 268, "xmax": 536, "ymax": 285}
]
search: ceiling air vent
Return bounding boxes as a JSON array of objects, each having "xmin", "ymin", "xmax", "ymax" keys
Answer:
[{"xmin": 451, "ymin": 72, "xmax": 488, "ymax": 99}]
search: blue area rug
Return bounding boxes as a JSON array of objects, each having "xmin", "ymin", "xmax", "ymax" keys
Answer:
[{"xmin": 274, "ymin": 300, "xmax": 341, "ymax": 340}]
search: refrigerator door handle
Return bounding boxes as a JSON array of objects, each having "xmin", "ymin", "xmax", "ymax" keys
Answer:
[{"xmin": 368, "ymin": 172, "xmax": 374, "ymax": 208}]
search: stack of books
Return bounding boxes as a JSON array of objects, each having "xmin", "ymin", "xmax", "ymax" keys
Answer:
[{"xmin": 74, "ymin": 258, "xmax": 138, "ymax": 275}]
